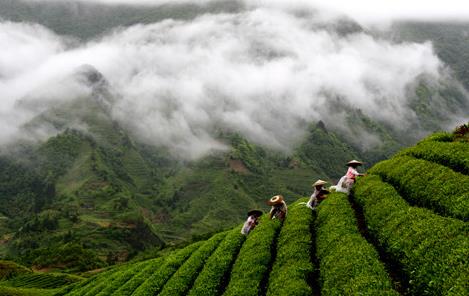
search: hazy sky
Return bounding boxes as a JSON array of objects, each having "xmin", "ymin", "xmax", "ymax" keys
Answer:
[{"xmin": 1, "ymin": 0, "xmax": 467, "ymax": 158}]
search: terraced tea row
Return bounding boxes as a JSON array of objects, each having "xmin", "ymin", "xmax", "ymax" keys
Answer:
[
  {"xmin": 113, "ymin": 257, "xmax": 164, "ymax": 296},
  {"xmin": 353, "ymin": 175, "xmax": 469, "ymax": 295},
  {"xmin": 316, "ymin": 193, "xmax": 398, "ymax": 295},
  {"xmin": 370, "ymin": 155, "xmax": 469, "ymax": 220},
  {"xmin": 159, "ymin": 232, "xmax": 226, "ymax": 296},
  {"xmin": 266, "ymin": 198, "xmax": 314, "ymax": 296},
  {"xmin": 2, "ymin": 273, "xmax": 82, "ymax": 289},
  {"xmin": 399, "ymin": 140, "xmax": 469, "ymax": 175},
  {"xmin": 188, "ymin": 228, "xmax": 245, "ymax": 296},
  {"xmin": 222, "ymin": 215, "xmax": 282, "ymax": 296},
  {"xmin": 132, "ymin": 242, "xmax": 204, "ymax": 296}
]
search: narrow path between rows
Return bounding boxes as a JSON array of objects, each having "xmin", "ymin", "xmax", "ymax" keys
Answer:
[{"xmin": 310, "ymin": 212, "xmax": 321, "ymax": 296}]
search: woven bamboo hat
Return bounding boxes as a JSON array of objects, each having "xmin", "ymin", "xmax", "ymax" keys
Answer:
[
  {"xmin": 267, "ymin": 195, "xmax": 284, "ymax": 206},
  {"xmin": 247, "ymin": 210, "xmax": 263, "ymax": 218},
  {"xmin": 347, "ymin": 160, "xmax": 363, "ymax": 166},
  {"xmin": 312, "ymin": 180, "xmax": 327, "ymax": 187}
]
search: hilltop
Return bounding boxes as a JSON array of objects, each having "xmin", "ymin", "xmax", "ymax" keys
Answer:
[{"xmin": 1, "ymin": 125, "xmax": 467, "ymax": 296}]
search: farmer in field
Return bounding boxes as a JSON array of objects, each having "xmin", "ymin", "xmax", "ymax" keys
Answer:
[
  {"xmin": 332, "ymin": 160, "xmax": 365, "ymax": 193},
  {"xmin": 345, "ymin": 160, "xmax": 365, "ymax": 184},
  {"xmin": 307, "ymin": 179, "xmax": 329, "ymax": 210},
  {"xmin": 241, "ymin": 210, "xmax": 263, "ymax": 235},
  {"xmin": 267, "ymin": 195, "xmax": 287, "ymax": 221}
]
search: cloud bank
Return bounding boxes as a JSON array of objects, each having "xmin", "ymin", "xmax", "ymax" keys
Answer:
[{"xmin": 0, "ymin": 4, "xmax": 459, "ymax": 158}]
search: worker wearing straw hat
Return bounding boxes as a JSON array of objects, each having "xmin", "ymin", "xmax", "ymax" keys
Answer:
[
  {"xmin": 307, "ymin": 179, "xmax": 329, "ymax": 210},
  {"xmin": 267, "ymin": 195, "xmax": 287, "ymax": 221},
  {"xmin": 331, "ymin": 160, "xmax": 365, "ymax": 193},
  {"xmin": 241, "ymin": 210, "xmax": 263, "ymax": 235},
  {"xmin": 343, "ymin": 160, "xmax": 365, "ymax": 188}
]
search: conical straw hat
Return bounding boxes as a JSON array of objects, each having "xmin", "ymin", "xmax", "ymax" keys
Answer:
[
  {"xmin": 267, "ymin": 195, "xmax": 284, "ymax": 206},
  {"xmin": 247, "ymin": 209, "xmax": 263, "ymax": 217},
  {"xmin": 312, "ymin": 180, "xmax": 327, "ymax": 187},
  {"xmin": 347, "ymin": 160, "xmax": 363, "ymax": 166}
]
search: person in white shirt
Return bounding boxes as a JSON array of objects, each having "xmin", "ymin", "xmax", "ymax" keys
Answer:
[
  {"xmin": 332, "ymin": 160, "xmax": 365, "ymax": 193},
  {"xmin": 307, "ymin": 179, "xmax": 329, "ymax": 209},
  {"xmin": 241, "ymin": 210, "xmax": 262, "ymax": 235}
]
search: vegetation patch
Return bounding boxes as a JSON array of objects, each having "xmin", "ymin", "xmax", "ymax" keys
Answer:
[
  {"xmin": 223, "ymin": 215, "xmax": 282, "ymax": 296},
  {"xmin": 0, "ymin": 285, "xmax": 56, "ymax": 296},
  {"xmin": 62, "ymin": 265, "xmax": 128, "ymax": 296},
  {"xmin": 315, "ymin": 193, "xmax": 398, "ymax": 295},
  {"xmin": 159, "ymin": 232, "xmax": 226, "ymax": 296},
  {"xmin": 188, "ymin": 227, "xmax": 245, "ymax": 296},
  {"xmin": 399, "ymin": 140, "xmax": 469, "ymax": 175},
  {"xmin": 369, "ymin": 156, "xmax": 469, "ymax": 220},
  {"xmin": 131, "ymin": 241, "xmax": 203, "ymax": 296},
  {"xmin": 353, "ymin": 175, "xmax": 469, "ymax": 295},
  {"xmin": 93, "ymin": 261, "xmax": 148, "ymax": 296},
  {"xmin": 2, "ymin": 272, "xmax": 82, "ymax": 289},
  {"xmin": 0, "ymin": 261, "xmax": 31, "ymax": 281},
  {"xmin": 112, "ymin": 257, "xmax": 164, "ymax": 296},
  {"xmin": 266, "ymin": 198, "xmax": 315, "ymax": 296}
]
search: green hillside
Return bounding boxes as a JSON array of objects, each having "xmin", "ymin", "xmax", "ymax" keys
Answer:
[
  {"xmin": 0, "ymin": 92, "xmax": 361, "ymax": 271},
  {"xmin": 4, "ymin": 125, "xmax": 461, "ymax": 296}
]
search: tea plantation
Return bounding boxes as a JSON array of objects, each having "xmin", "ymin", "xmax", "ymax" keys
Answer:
[{"xmin": 1, "ymin": 129, "xmax": 468, "ymax": 296}]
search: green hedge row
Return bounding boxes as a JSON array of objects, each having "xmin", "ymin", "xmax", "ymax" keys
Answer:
[
  {"xmin": 417, "ymin": 132, "xmax": 454, "ymax": 143},
  {"xmin": 266, "ymin": 198, "xmax": 315, "ymax": 296},
  {"xmin": 112, "ymin": 257, "xmax": 164, "ymax": 296},
  {"xmin": 353, "ymin": 175, "xmax": 469, "ymax": 295},
  {"xmin": 94, "ymin": 261, "xmax": 148, "ymax": 296},
  {"xmin": 131, "ymin": 241, "xmax": 203, "ymax": 296},
  {"xmin": 315, "ymin": 193, "xmax": 398, "ymax": 295},
  {"xmin": 159, "ymin": 232, "xmax": 227, "ymax": 296},
  {"xmin": 0, "ymin": 285, "xmax": 53, "ymax": 296},
  {"xmin": 6, "ymin": 273, "xmax": 81, "ymax": 289},
  {"xmin": 223, "ymin": 215, "xmax": 282, "ymax": 296},
  {"xmin": 64, "ymin": 267, "xmax": 121, "ymax": 296},
  {"xmin": 399, "ymin": 140, "xmax": 469, "ymax": 175},
  {"xmin": 81, "ymin": 268, "xmax": 125, "ymax": 296},
  {"xmin": 369, "ymin": 156, "xmax": 469, "ymax": 220},
  {"xmin": 188, "ymin": 228, "xmax": 245, "ymax": 296}
]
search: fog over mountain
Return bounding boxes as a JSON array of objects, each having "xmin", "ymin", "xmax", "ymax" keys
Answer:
[{"xmin": 1, "ymin": 0, "xmax": 468, "ymax": 158}]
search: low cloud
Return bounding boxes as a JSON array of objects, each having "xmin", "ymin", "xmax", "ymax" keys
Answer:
[{"xmin": 0, "ymin": 4, "xmax": 460, "ymax": 158}]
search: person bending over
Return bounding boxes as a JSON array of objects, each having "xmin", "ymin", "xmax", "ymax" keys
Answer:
[{"xmin": 267, "ymin": 195, "xmax": 287, "ymax": 221}]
